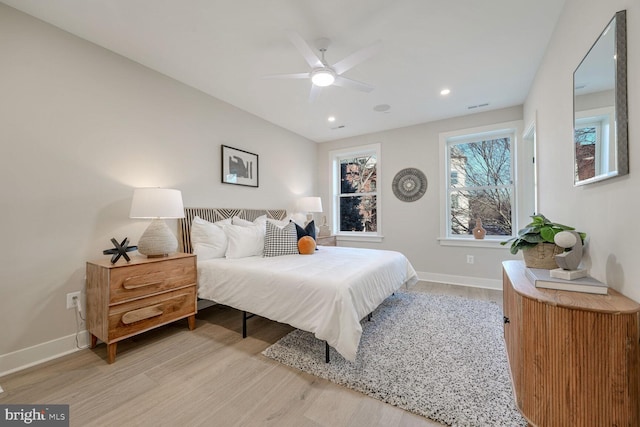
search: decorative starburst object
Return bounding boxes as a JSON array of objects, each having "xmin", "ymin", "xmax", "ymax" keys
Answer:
[{"xmin": 102, "ymin": 237, "xmax": 137, "ymax": 264}]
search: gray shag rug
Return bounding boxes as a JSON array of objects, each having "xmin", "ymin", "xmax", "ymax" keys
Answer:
[{"xmin": 262, "ymin": 290, "xmax": 526, "ymax": 427}]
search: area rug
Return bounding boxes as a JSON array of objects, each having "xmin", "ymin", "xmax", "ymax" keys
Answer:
[{"xmin": 262, "ymin": 290, "xmax": 526, "ymax": 427}]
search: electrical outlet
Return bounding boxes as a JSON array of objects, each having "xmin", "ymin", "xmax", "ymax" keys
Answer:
[
  {"xmin": 67, "ymin": 291, "xmax": 81, "ymax": 309},
  {"xmin": 466, "ymin": 255, "xmax": 474, "ymax": 264}
]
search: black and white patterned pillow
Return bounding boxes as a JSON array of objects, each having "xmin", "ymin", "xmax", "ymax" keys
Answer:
[{"xmin": 264, "ymin": 221, "xmax": 299, "ymax": 257}]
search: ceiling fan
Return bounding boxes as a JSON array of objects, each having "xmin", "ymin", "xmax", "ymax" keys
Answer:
[{"xmin": 264, "ymin": 31, "xmax": 381, "ymax": 102}]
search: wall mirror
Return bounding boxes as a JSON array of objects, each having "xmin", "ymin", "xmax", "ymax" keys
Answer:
[{"xmin": 573, "ymin": 10, "xmax": 627, "ymax": 186}]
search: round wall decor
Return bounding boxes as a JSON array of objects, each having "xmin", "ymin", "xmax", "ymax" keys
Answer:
[{"xmin": 392, "ymin": 168, "xmax": 427, "ymax": 202}]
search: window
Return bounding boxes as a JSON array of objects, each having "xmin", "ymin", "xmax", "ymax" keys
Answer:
[
  {"xmin": 439, "ymin": 121, "xmax": 524, "ymax": 245},
  {"xmin": 574, "ymin": 114, "xmax": 610, "ymax": 182},
  {"xmin": 330, "ymin": 144, "xmax": 381, "ymax": 240}
]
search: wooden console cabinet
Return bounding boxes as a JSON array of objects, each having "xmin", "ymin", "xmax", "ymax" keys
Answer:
[
  {"xmin": 502, "ymin": 260, "xmax": 640, "ymax": 426},
  {"xmin": 86, "ymin": 253, "xmax": 197, "ymax": 363}
]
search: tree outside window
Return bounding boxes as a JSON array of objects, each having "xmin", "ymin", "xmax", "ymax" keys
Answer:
[
  {"xmin": 338, "ymin": 154, "xmax": 377, "ymax": 232},
  {"xmin": 447, "ymin": 135, "xmax": 513, "ymax": 237},
  {"xmin": 574, "ymin": 126, "xmax": 597, "ymax": 181}
]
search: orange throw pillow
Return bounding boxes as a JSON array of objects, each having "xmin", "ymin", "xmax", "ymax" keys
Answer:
[{"xmin": 298, "ymin": 236, "xmax": 316, "ymax": 255}]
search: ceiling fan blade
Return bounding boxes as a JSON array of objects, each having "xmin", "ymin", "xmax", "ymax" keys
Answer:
[
  {"xmin": 332, "ymin": 40, "xmax": 382, "ymax": 75},
  {"xmin": 308, "ymin": 84, "xmax": 321, "ymax": 103},
  {"xmin": 333, "ymin": 76, "xmax": 374, "ymax": 93},
  {"xmin": 262, "ymin": 72, "xmax": 310, "ymax": 79},
  {"xmin": 286, "ymin": 30, "xmax": 323, "ymax": 68}
]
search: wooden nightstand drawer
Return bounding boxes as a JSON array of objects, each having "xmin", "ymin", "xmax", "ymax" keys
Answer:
[
  {"xmin": 109, "ymin": 256, "xmax": 196, "ymax": 304},
  {"xmin": 108, "ymin": 286, "xmax": 196, "ymax": 341},
  {"xmin": 87, "ymin": 253, "xmax": 197, "ymax": 363}
]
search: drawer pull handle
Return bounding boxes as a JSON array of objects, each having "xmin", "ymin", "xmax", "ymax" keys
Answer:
[
  {"xmin": 122, "ymin": 305, "xmax": 164, "ymax": 324},
  {"xmin": 122, "ymin": 278, "xmax": 163, "ymax": 290}
]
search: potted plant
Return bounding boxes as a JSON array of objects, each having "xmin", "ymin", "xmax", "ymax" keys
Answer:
[{"xmin": 501, "ymin": 214, "xmax": 586, "ymax": 269}]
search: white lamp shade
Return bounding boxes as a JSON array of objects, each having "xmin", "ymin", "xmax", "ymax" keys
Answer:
[
  {"xmin": 297, "ymin": 196, "xmax": 323, "ymax": 213},
  {"xmin": 129, "ymin": 188, "xmax": 185, "ymax": 219}
]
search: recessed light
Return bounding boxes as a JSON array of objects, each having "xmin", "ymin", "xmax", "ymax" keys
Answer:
[
  {"xmin": 440, "ymin": 88, "xmax": 451, "ymax": 96},
  {"xmin": 328, "ymin": 116, "xmax": 336, "ymax": 122}
]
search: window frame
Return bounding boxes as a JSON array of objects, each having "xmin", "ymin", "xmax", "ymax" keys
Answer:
[
  {"xmin": 574, "ymin": 108, "xmax": 613, "ymax": 182},
  {"xmin": 574, "ymin": 120, "xmax": 602, "ymax": 179},
  {"xmin": 438, "ymin": 120, "xmax": 525, "ymax": 248},
  {"xmin": 573, "ymin": 106, "xmax": 615, "ymax": 185},
  {"xmin": 329, "ymin": 143, "xmax": 382, "ymax": 243}
]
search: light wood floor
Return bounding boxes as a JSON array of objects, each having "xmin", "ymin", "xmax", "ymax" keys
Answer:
[{"xmin": 0, "ymin": 282, "xmax": 503, "ymax": 427}]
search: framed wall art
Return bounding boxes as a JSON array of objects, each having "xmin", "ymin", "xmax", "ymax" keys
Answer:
[{"xmin": 221, "ymin": 145, "xmax": 259, "ymax": 187}]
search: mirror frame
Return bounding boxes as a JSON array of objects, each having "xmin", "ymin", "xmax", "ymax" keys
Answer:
[{"xmin": 573, "ymin": 10, "xmax": 628, "ymax": 186}]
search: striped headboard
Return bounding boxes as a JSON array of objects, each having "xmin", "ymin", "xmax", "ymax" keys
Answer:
[{"xmin": 178, "ymin": 208, "xmax": 287, "ymax": 253}]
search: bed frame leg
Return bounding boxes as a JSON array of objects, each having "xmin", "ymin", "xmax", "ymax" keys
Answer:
[
  {"xmin": 242, "ymin": 311, "xmax": 257, "ymax": 338},
  {"xmin": 242, "ymin": 311, "xmax": 247, "ymax": 338},
  {"xmin": 325, "ymin": 342, "xmax": 330, "ymax": 363}
]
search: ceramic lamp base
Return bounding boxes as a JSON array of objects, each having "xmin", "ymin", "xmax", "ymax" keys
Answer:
[
  {"xmin": 317, "ymin": 215, "xmax": 331, "ymax": 237},
  {"xmin": 304, "ymin": 213, "xmax": 314, "ymax": 227},
  {"xmin": 318, "ymin": 225, "xmax": 331, "ymax": 238},
  {"xmin": 137, "ymin": 218, "xmax": 178, "ymax": 257}
]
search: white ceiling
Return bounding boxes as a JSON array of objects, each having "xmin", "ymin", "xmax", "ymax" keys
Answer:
[{"xmin": 2, "ymin": 0, "xmax": 565, "ymax": 142}]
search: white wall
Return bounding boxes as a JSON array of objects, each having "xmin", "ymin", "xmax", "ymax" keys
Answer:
[
  {"xmin": 316, "ymin": 106, "xmax": 524, "ymax": 288},
  {"xmin": 5, "ymin": 0, "xmax": 637, "ymax": 375},
  {"xmin": 0, "ymin": 4, "xmax": 316, "ymax": 374},
  {"xmin": 524, "ymin": 0, "xmax": 639, "ymax": 301}
]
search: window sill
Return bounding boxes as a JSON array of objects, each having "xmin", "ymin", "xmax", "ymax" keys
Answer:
[
  {"xmin": 337, "ymin": 234, "xmax": 384, "ymax": 243},
  {"xmin": 437, "ymin": 237, "xmax": 510, "ymax": 249}
]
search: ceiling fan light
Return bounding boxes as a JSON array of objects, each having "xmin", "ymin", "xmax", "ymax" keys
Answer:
[{"xmin": 311, "ymin": 69, "xmax": 335, "ymax": 87}]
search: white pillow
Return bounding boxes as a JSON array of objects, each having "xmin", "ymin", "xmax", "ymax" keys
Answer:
[
  {"xmin": 232, "ymin": 215, "xmax": 267, "ymax": 227},
  {"xmin": 232, "ymin": 216, "xmax": 254, "ymax": 227},
  {"xmin": 224, "ymin": 224, "xmax": 264, "ymax": 258},
  {"xmin": 190, "ymin": 216, "xmax": 231, "ymax": 260}
]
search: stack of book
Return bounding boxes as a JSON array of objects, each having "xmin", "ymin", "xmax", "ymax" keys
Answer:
[{"xmin": 525, "ymin": 267, "xmax": 608, "ymax": 295}]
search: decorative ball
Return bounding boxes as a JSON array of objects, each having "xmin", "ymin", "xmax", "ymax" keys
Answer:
[
  {"xmin": 554, "ymin": 231, "xmax": 577, "ymax": 248},
  {"xmin": 298, "ymin": 236, "xmax": 316, "ymax": 255}
]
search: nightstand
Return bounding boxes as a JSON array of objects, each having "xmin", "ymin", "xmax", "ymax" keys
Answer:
[
  {"xmin": 86, "ymin": 253, "xmax": 197, "ymax": 363},
  {"xmin": 316, "ymin": 235, "xmax": 336, "ymax": 246}
]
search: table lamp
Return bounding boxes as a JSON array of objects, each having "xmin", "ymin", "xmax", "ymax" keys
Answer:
[
  {"xmin": 297, "ymin": 196, "xmax": 323, "ymax": 227},
  {"xmin": 129, "ymin": 188, "xmax": 185, "ymax": 257}
]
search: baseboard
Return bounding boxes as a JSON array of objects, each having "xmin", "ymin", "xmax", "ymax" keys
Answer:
[
  {"xmin": 0, "ymin": 330, "xmax": 90, "ymax": 378},
  {"xmin": 417, "ymin": 271, "xmax": 502, "ymax": 290},
  {"xmin": 1, "ymin": 273, "xmax": 500, "ymax": 377}
]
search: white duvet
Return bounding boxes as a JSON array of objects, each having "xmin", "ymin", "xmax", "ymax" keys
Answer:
[{"xmin": 197, "ymin": 246, "xmax": 418, "ymax": 361}]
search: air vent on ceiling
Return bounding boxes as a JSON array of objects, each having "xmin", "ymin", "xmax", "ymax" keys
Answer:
[
  {"xmin": 467, "ymin": 103, "xmax": 490, "ymax": 110},
  {"xmin": 331, "ymin": 125, "xmax": 345, "ymax": 130}
]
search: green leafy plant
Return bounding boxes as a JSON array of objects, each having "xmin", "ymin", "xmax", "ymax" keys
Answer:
[{"xmin": 501, "ymin": 214, "xmax": 586, "ymax": 255}]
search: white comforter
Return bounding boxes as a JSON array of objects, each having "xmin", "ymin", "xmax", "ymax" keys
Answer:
[{"xmin": 197, "ymin": 246, "xmax": 418, "ymax": 361}]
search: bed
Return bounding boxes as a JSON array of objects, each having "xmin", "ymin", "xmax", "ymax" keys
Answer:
[{"xmin": 178, "ymin": 208, "xmax": 418, "ymax": 362}]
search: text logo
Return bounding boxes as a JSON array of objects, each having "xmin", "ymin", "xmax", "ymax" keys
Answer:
[{"xmin": 0, "ymin": 405, "xmax": 69, "ymax": 426}]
